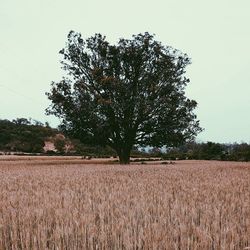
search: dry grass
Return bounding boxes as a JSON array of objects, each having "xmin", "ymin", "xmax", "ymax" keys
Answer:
[{"xmin": 0, "ymin": 157, "xmax": 249, "ymax": 249}]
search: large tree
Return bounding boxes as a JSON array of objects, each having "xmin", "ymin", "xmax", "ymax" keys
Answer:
[{"xmin": 46, "ymin": 31, "xmax": 202, "ymax": 164}]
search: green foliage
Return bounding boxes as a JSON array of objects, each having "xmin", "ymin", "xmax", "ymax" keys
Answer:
[
  {"xmin": 54, "ymin": 137, "xmax": 66, "ymax": 154},
  {"xmin": 46, "ymin": 31, "xmax": 202, "ymax": 164},
  {"xmin": 225, "ymin": 143, "xmax": 250, "ymax": 162},
  {"xmin": 0, "ymin": 119, "xmax": 57, "ymax": 153},
  {"xmin": 72, "ymin": 139, "xmax": 116, "ymax": 157},
  {"xmin": 162, "ymin": 142, "xmax": 250, "ymax": 162}
]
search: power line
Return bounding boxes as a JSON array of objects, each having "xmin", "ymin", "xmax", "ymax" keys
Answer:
[
  {"xmin": 0, "ymin": 83, "xmax": 45, "ymax": 105},
  {"xmin": 0, "ymin": 44, "xmax": 46, "ymax": 106}
]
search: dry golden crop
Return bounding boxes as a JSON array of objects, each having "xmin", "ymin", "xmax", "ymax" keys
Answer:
[{"xmin": 0, "ymin": 157, "xmax": 249, "ymax": 249}]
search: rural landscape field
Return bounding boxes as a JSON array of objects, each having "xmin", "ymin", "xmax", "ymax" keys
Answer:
[{"xmin": 0, "ymin": 157, "xmax": 249, "ymax": 249}]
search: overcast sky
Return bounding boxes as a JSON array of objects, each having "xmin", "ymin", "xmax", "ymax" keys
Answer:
[{"xmin": 0, "ymin": 0, "xmax": 249, "ymax": 143}]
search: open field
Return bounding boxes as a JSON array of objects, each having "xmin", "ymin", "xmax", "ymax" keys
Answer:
[{"xmin": 0, "ymin": 157, "xmax": 249, "ymax": 249}]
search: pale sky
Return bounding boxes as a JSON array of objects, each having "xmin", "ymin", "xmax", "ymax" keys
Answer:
[{"xmin": 0, "ymin": 0, "xmax": 249, "ymax": 143}]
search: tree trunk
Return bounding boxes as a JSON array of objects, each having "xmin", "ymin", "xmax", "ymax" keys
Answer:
[{"xmin": 117, "ymin": 148, "xmax": 131, "ymax": 164}]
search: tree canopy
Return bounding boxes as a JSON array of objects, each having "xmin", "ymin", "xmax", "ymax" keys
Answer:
[{"xmin": 46, "ymin": 31, "xmax": 202, "ymax": 163}]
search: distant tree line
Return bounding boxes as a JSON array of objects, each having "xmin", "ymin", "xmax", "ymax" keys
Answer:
[
  {"xmin": 0, "ymin": 118, "xmax": 115, "ymax": 156},
  {"xmin": 158, "ymin": 141, "xmax": 250, "ymax": 162},
  {"xmin": 0, "ymin": 118, "xmax": 249, "ymax": 161},
  {"xmin": 0, "ymin": 118, "xmax": 56, "ymax": 153}
]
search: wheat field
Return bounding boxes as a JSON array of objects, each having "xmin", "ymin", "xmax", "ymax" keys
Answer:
[{"xmin": 0, "ymin": 157, "xmax": 249, "ymax": 250}]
